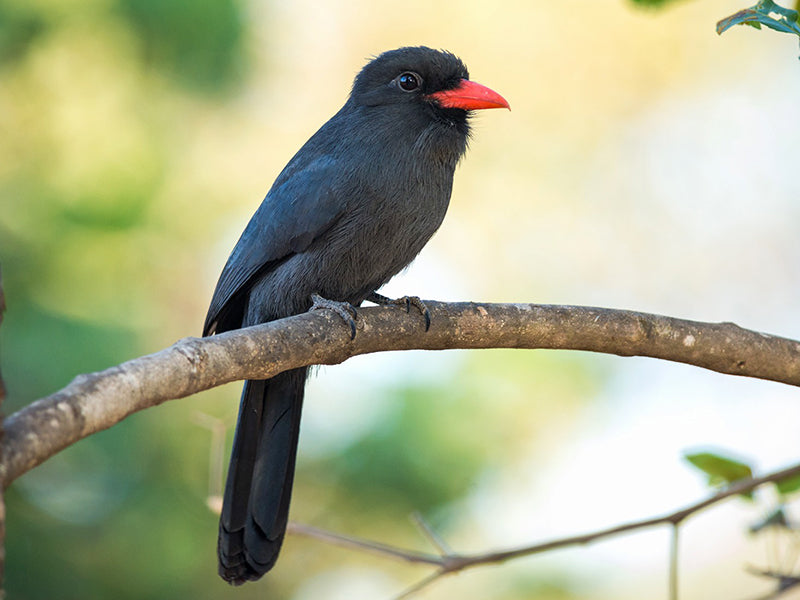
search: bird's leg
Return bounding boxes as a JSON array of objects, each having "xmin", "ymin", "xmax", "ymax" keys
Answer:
[
  {"xmin": 367, "ymin": 292, "xmax": 431, "ymax": 331},
  {"xmin": 309, "ymin": 293, "xmax": 358, "ymax": 339}
]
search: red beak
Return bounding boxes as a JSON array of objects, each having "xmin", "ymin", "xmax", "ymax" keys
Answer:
[{"xmin": 427, "ymin": 79, "xmax": 510, "ymax": 111}]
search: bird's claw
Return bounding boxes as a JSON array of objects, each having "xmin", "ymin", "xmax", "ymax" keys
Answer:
[
  {"xmin": 309, "ymin": 294, "xmax": 358, "ymax": 339},
  {"xmin": 367, "ymin": 292, "xmax": 431, "ymax": 331}
]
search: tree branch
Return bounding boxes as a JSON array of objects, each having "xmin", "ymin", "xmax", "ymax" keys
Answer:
[
  {"xmin": 287, "ymin": 461, "xmax": 800, "ymax": 592},
  {"xmin": 2, "ymin": 302, "xmax": 799, "ymax": 487}
]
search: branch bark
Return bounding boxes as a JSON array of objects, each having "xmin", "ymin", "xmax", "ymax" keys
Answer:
[{"xmin": 2, "ymin": 302, "xmax": 799, "ymax": 488}]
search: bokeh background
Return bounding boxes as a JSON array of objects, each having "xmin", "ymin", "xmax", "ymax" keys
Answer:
[{"xmin": 2, "ymin": 0, "xmax": 800, "ymax": 598}]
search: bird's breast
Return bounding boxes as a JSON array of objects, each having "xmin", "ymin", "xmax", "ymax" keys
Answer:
[{"xmin": 307, "ymin": 161, "xmax": 455, "ymax": 303}]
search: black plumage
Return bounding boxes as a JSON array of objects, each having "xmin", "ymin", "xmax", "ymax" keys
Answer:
[{"xmin": 204, "ymin": 46, "xmax": 508, "ymax": 584}]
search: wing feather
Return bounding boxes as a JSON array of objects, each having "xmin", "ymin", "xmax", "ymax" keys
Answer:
[{"xmin": 204, "ymin": 157, "xmax": 343, "ymax": 335}]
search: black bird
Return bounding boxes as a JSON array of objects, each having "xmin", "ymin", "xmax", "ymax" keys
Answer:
[{"xmin": 204, "ymin": 46, "xmax": 508, "ymax": 584}]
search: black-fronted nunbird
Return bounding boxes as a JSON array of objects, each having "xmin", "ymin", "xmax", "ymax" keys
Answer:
[{"xmin": 204, "ymin": 46, "xmax": 509, "ymax": 584}]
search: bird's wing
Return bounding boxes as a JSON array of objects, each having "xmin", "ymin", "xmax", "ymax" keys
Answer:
[{"xmin": 204, "ymin": 156, "xmax": 344, "ymax": 335}]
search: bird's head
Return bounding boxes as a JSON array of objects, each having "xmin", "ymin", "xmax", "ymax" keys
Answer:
[{"xmin": 350, "ymin": 46, "xmax": 509, "ymax": 122}]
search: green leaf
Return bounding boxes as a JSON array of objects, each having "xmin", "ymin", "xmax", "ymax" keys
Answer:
[
  {"xmin": 685, "ymin": 452, "xmax": 753, "ymax": 482},
  {"xmin": 766, "ymin": 0, "xmax": 800, "ymax": 19},
  {"xmin": 776, "ymin": 472, "xmax": 800, "ymax": 496},
  {"xmin": 718, "ymin": 8, "xmax": 761, "ymax": 34},
  {"xmin": 684, "ymin": 451, "xmax": 754, "ymax": 499},
  {"xmin": 717, "ymin": 1, "xmax": 800, "ymax": 36}
]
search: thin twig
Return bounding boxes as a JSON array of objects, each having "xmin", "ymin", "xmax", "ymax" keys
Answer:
[
  {"xmin": 192, "ymin": 412, "xmax": 226, "ymax": 513},
  {"xmin": 392, "ymin": 569, "xmax": 447, "ymax": 600},
  {"xmin": 0, "ymin": 265, "xmax": 6, "ymax": 591},
  {"xmin": 0, "ymin": 264, "xmax": 5, "ymax": 403},
  {"xmin": 410, "ymin": 512, "xmax": 452, "ymax": 556},
  {"xmin": 286, "ymin": 522, "xmax": 442, "ymax": 566},
  {"xmin": 670, "ymin": 524, "xmax": 680, "ymax": 600},
  {"xmin": 745, "ymin": 565, "xmax": 800, "ymax": 600},
  {"xmin": 290, "ymin": 461, "xmax": 800, "ymax": 577}
]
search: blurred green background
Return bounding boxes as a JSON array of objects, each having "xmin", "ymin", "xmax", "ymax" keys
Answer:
[{"xmin": 2, "ymin": 0, "xmax": 800, "ymax": 598}]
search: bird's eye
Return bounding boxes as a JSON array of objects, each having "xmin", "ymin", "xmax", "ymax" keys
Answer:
[{"xmin": 397, "ymin": 72, "xmax": 421, "ymax": 92}]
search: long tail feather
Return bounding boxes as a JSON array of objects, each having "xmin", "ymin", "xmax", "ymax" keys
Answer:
[{"xmin": 218, "ymin": 368, "xmax": 306, "ymax": 584}]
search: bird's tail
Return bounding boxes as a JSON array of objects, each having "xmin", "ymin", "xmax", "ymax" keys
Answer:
[{"xmin": 217, "ymin": 368, "xmax": 307, "ymax": 584}]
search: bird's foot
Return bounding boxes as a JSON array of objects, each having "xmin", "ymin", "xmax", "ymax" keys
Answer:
[
  {"xmin": 309, "ymin": 294, "xmax": 358, "ymax": 339},
  {"xmin": 367, "ymin": 292, "xmax": 431, "ymax": 331}
]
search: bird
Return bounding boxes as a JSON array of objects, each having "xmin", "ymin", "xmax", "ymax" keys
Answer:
[{"xmin": 203, "ymin": 46, "xmax": 509, "ymax": 585}]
